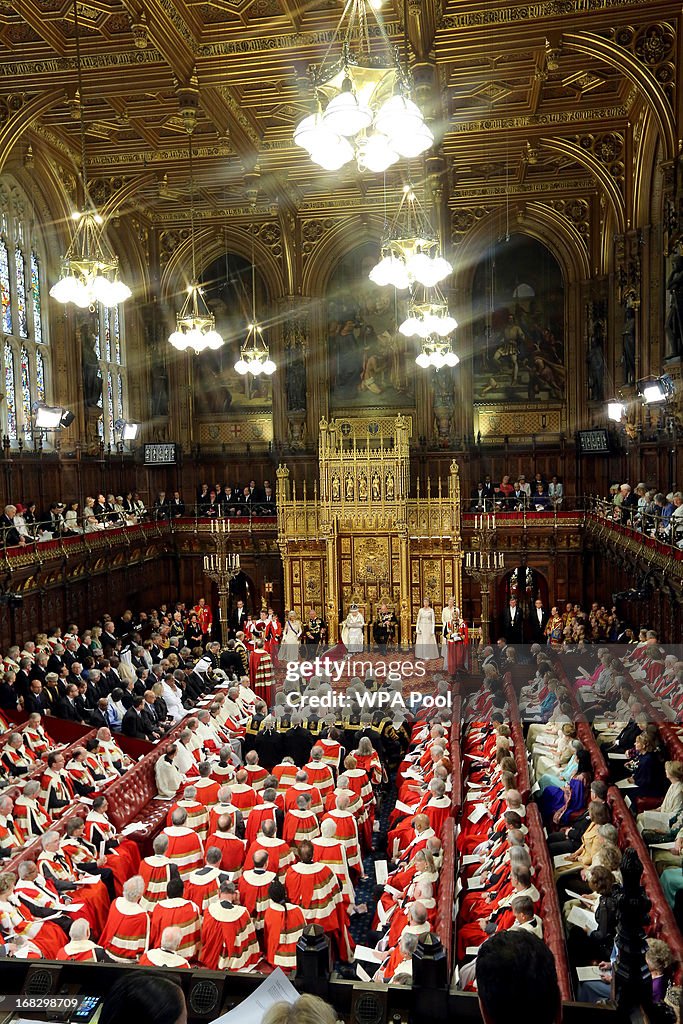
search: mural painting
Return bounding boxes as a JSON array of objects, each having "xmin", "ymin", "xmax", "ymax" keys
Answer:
[
  {"xmin": 471, "ymin": 234, "xmax": 565, "ymax": 404},
  {"xmin": 327, "ymin": 242, "xmax": 415, "ymax": 411},
  {"xmin": 192, "ymin": 252, "xmax": 273, "ymax": 416}
]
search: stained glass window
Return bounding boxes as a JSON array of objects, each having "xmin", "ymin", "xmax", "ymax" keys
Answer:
[
  {"xmin": 35, "ymin": 347, "xmax": 45, "ymax": 403},
  {"xmin": 30, "ymin": 251, "xmax": 42, "ymax": 344},
  {"xmin": 15, "ymin": 248, "xmax": 28, "ymax": 338},
  {"xmin": 4, "ymin": 341, "xmax": 16, "ymax": 438},
  {"xmin": 113, "ymin": 306, "xmax": 121, "ymax": 364},
  {"xmin": 104, "ymin": 310, "xmax": 111, "ymax": 362},
  {"xmin": 20, "ymin": 347, "xmax": 32, "ymax": 442},
  {"xmin": 107, "ymin": 371, "xmax": 114, "ymax": 441},
  {"xmin": 0, "ymin": 180, "xmax": 49, "ymax": 445},
  {"xmin": 94, "ymin": 303, "xmax": 126, "ymax": 446},
  {"xmin": 0, "ymin": 237, "xmax": 12, "ymax": 335},
  {"xmin": 93, "ymin": 312, "xmax": 101, "ymax": 359}
]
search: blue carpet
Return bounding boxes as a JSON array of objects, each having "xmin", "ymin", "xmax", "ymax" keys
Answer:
[{"xmin": 348, "ymin": 782, "xmax": 397, "ymax": 947}]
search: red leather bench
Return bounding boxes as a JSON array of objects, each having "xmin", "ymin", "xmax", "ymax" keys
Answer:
[
  {"xmin": 526, "ymin": 802, "xmax": 573, "ymax": 1001},
  {"xmin": 608, "ymin": 787, "xmax": 683, "ymax": 977},
  {"xmin": 6, "ymin": 802, "xmax": 89, "ymax": 873},
  {"xmin": 435, "ymin": 816, "xmax": 455, "ymax": 971},
  {"xmin": 502, "ymin": 676, "xmax": 531, "ymax": 802},
  {"xmin": 450, "ymin": 695, "xmax": 463, "ymax": 818},
  {"xmin": 103, "ymin": 722, "xmax": 188, "ymax": 853}
]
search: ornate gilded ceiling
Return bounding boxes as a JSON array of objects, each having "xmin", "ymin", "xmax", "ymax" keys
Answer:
[{"xmin": 0, "ymin": 0, "xmax": 675, "ymax": 241}]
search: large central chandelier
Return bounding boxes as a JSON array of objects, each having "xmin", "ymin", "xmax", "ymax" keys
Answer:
[
  {"xmin": 168, "ymin": 134, "xmax": 224, "ymax": 355},
  {"xmin": 50, "ymin": 0, "xmax": 131, "ymax": 309},
  {"xmin": 369, "ymin": 186, "xmax": 452, "ymax": 289},
  {"xmin": 293, "ymin": 0, "xmax": 433, "ymax": 172},
  {"xmin": 234, "ymin": 234, "xmax": 276, "ymax": 377}
]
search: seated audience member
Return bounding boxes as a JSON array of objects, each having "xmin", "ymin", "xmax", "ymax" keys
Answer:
[
  {"xmin": 99, "ymin": 972, "xmax": 187, "ymax": 1024},
  {"xmin": 99, "ymin": 875, "xmax": 150, "ymax": 962},
  {"xmin": 139, "ymin": 925, "xmax": 190, "ymax": 969},
  {"xmin": 262, "ymin": 995, "xmax": 338, "ymax": 1024},
  {"xmin": 476, "ymin": 931, "xmax": 562, "ymax": 1024}
]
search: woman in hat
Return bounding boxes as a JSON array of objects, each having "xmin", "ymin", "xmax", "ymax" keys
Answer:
[
  {"xmin": 342, "ymin": 603, "xmax": 365, "ymax": 655},
  {"xmin": 416, "ymin": 597, "xmax": 439, "ymax": 660}
]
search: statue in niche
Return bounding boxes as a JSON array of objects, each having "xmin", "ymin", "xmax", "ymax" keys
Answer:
[
  {"xmin": 358, "ymin": 474, "xmax": 368, "ymax": 501},
  {"xmin": 80, "ymin": 318, "xmax": 102, "ymax": 409},
  {"xmin": 331, "ymin": 475, "xmax": 340, "ymax": 501},
  {"xmin": 665, "ymin": 254, "xmax": 683, "ymax": 359},
  {"xmin": 587, "ymin": 337, "xmax": 605, "ymax": 402},
  {"xmin": 371, "ymin": 473, "xmax": 381, "ymax": 501},
  {"xmin": 345, "ymin": 475, "xmax": 354, "ymax": 501},
  {"xmin": 622, "ymin": 306, "xmax": 636, "ymax": 385},
  {"xmin": 285, "ymin": 344, "xmax": 307, "ymax": 412},
  {"xmin": 385, "ymin": 473, "xmax": 395, "ymax": 500}
]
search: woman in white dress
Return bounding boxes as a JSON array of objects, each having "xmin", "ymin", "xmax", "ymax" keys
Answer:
[
  {"xmin": 280, "ymin": 610, "xmax": 302, "ymax": 663},
  {"xmin": 441, "ymin": 596, "xmax": 457, "ymax": 668},
  {"xmin": 342, "ymin": 604, "xmax": 365, "ymax": 655},
  {"xmin": 416, "ymin": 597, "xmax": 439, "ymax": 660}
]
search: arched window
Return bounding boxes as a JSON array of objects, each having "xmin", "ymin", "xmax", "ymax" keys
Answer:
[
  {"xmin": 94, "ymin": 303, "xmax": 127, "ymax": 446},
  {"xmin": 0, "ymin": 181, "xmax": 49, "ymax": 445}
]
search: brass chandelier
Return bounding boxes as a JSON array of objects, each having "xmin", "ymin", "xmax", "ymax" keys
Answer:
[
  {"xmin": 50, "ymin": 0, "xmax": 131, "ymax": 309},
  {"xmin": 293, "ymin": 0, "xmax": 433, "ymax": 172}
]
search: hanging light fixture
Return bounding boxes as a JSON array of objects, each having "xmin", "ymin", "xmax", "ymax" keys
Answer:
[
  {"xmin": 234, "ymin": 232, "xmax": 276, "ymax": 377},
  {"xmin": 415, "ymin": 337, "xmax": 460, "ymax": 370},
  {"xmin": 50, "ymin": 0, "xmax": 131, "ymax": 308},
  {"xmin": 369, "ymin": 185, "xmax": 451, "ymax": 290},
  {"xmin": 293, "ymin": 0, "xmax": 433, "ymax": 173},
  {"xmin": 399, "ymin": 286, "xmax": 458, "ymax": 339},
  {"xmin": 168, "ymin": 135, "xmax": 224, "ymax": 354}
]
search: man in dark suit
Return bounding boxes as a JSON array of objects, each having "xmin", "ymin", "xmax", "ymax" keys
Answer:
[
  {"xmin": 169, "ymin": 491, "xmax": 185, "ymax": 517},
  {"xmin": 56, "ymin": 684, "xmax": 84, "ymax": 722},
  {"xmin": 229, "ymin": 599, "xmax": 248, "ymax": 637},
  {"xmin": 0, "ymin": 505, "xmax": 25, "ymax": 547},
  {"xmin": 47, "ymin": 645, "xmax": 66, "ymax": 675},
  {"xmin": 29, "ymin": 655, "xmax": 48, "ymax": 685},
  {"xmin": 471, "ymin": 483, "xmax": 486, "ymax": 511},
  {"xmin": 481, "ymin": 476, "xmax": 496, "ymax": 509},
  {"xmin": 14, "ymin": 658, "xmax": 32, "ymax": 702},
  {"xmin": 140, "ymin": 691, "xmax": 163, "ymax": 740},
  {"xmin": 24, "ymin": 678, "xmax": 47, "ymax": 715},
  {"xmin": 283, "ymin": 714, "xmax": 315, "ymax": 767},
  {"xmin": 502, "ymin": 597, "xmax": 523, "ymax": 644},
  {"xmin": 530, "ymin": 599, "xmax": 549, "ymax": 644},
  {"xmin": 89, "ymin": 699, "xmax": 110, "ymax": 731},
  {"xmin": 220, "ymin": 640, "xmax": 246, "ymax": 678},
  {"xmin": 122, "ymin": 696, "xmax": 154, "ymax": 740}
]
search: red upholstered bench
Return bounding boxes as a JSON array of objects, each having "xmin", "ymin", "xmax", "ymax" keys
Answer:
[
  {"xmin": 6, "ymin": 802, "xmax": 88, "ymax": 872},
  {"xmin": 435, "ymin": 821, "xmax": 455, "ymax": 971},
  {"xmin": 608, "ymin": 787, "xmax": 683, "ymax": 973},
  {"xmin": 525, "ymin": 803, "xmax": 573, "ymax": 1001},
  {"xmin": 104, "ymin": 723, "xmax": 188, "ymax": 853}
]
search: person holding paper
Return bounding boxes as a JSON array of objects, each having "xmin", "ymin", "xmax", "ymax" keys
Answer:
[
  {"xmin": 373, "ymin": 931, "xmax": 419, "ymax": 983},
  {"xmin": 638, "ymin": 760, "xmax": 683, "ymax": 839},
  {"xmin": 624, "ymin": 733, "xmax": 664, "ymax": 800},
  {"xmin": 566, "ymin": 865, "xmax": 618, "ymax": 965}
]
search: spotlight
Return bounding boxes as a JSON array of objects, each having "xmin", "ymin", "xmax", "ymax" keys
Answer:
[
  {"xmin": 607, "ymin": 401, "xmax": 625, "ymax": 421},
  {"xmin": 637, "ymin": 374, "xmax": 674, "ymax": 404},
  {"xmin": 35, "ymin": 405, "xmax": 64, "ymax": 429},
  {"xmin": 113, "ymin": 419, "xmax": 139, "ymax": 440}
]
